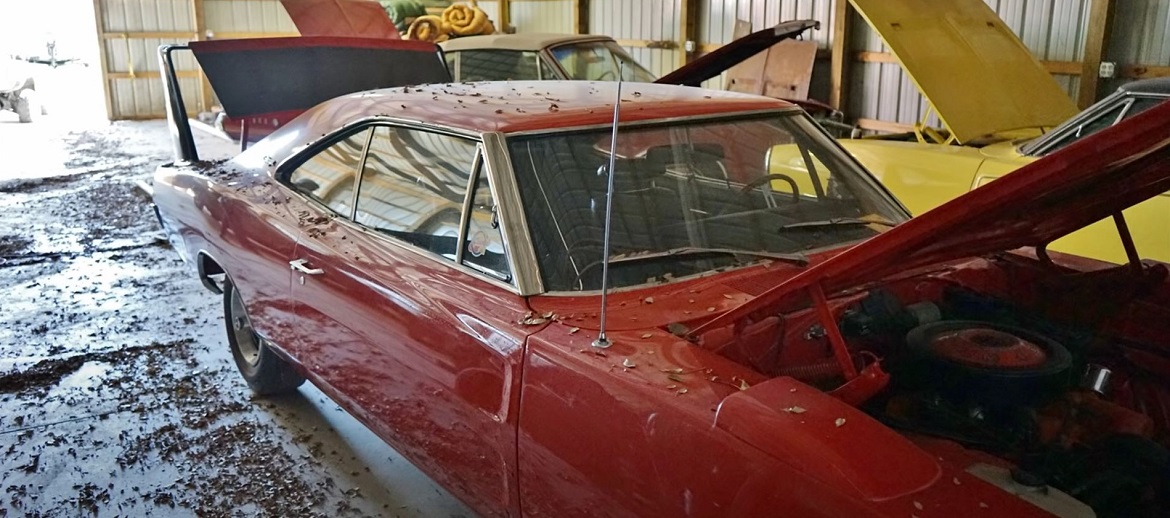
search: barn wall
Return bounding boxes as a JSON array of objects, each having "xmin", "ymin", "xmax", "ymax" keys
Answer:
[{"xmin": 95, "ymin": 0, "xmax": 296, "ymax": 120}]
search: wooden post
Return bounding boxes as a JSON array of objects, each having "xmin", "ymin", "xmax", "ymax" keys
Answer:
[
  {"xmin": 498, "ymin": 0, "xmax": 511, "ymax": 33},
  {"xmin": 829, "ymin": 0, "xmax": 852, "ymax": 110},
  {"xmin": 679, "ymin": 0, "xmax": 699, "ymax": 67},
  {"xmin": 573, "ymin": 0, "xmax": 589, "ymax": 34},
  {"xmin": 1078, "ymin": 0, "xmax": 1116, "ymax": 109},
  {"xmin": 92, "ymin": 0, "xmax": 115, "ymax": 120},
  {"xmin": 192, "ymin": 0, "xmax": 212, "ymax": 114}
]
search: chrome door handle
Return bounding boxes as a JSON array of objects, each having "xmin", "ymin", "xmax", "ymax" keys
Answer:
[{"xmin": 289, "ymin": 258, "xmax": 324, "ymax": 275}]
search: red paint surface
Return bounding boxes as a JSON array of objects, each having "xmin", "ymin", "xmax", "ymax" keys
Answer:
[{"xmin": 152, "ymin": 88, "xmax": 1170, "ymax": 517}]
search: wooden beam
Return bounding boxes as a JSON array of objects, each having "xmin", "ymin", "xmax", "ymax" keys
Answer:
[
  {"xmin": 498, "ymin": 0, "xmax": 511, "ymax": 33},
  {"xmin": 99, "ymin": 31, "xmax": 198, "ymax": 39},
  {"xmin": 680, "ymin": 0, "xmax": 699, "ymax": 67},
  {"xmin": 613, "ymin": 39, "xmax": 678, "ymax": 49},
  {"xmin": 574, "ymin": 0, "xmax": 589, "ymax": 34},
  {"xmin": 192, "ymin": 0, "xmax": 212, "ymax": 113},
  {"xmin": 853, "ymin": 51, "xmax": 1083, "ymax": 76},
  {"xmin": 855, "ymin": 118, "xmax": 915, "ymax": 133},
  {"xmin": 93, "ymin": 0, "xmax": 114, "ymax": 120},
  {"xmin": 829, "ymin": 0, "xmax": 851, "ymax": 110},
  {"xmin": 1078, "ymin": 0, "xmax": 1116, "ymax": 108},
  {"xmin": 212, "ymin": 31, "xmax": 299, "ymax": 39},
  {"xmin": 105, "ymin": 71, "xmax": 201, "ymax": 80},
  {"xmin": 1120, "ymin": 63, "xmax": 1170, "ymax": 79}
]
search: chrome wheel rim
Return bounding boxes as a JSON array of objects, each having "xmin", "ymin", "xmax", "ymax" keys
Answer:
[{"xmin": 229, "ymin": 288, "xmax": 261, "ymax": 366}]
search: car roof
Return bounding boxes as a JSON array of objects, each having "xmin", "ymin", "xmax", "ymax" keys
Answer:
[
  {"xmin": 439, "ymin": 33, "xmax": 612, "ymax": 52},
  {"xmin": 295, "ymin": 81, "xmax": 795, "ymax": 134},
  {"xmin": 1119, "ymin": 77, "xmax": 1170, "ymax": 95}
]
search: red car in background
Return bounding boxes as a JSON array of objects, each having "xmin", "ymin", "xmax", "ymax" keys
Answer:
[{"xmin": 153, "ymin": 38, "xmax": 1170, "ymax": 518}]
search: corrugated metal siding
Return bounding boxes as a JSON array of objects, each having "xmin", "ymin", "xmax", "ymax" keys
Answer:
[
  {"xmin": 203, "ymin": 0, "xmax": 296, "ymax": 34},
  {"xmin": 697, "ymin": 0, "xmax": 834, "ymax": 47},
  {"xmin": 591, "ymin": 0, "xmax": 681, "ymax": 78},
  {"xmin": 98, "ymin": 0, "xmax": 197, "ymax": 119},
  {"xmin": 1109, "ymin": 0, "xmax": 1170, "ymax": 66},
  {"xmin": 850, "ymin": 0, "xmax": 1089, "ymax": 131},
  {"xmin": 509, "ymin": 0, "xmax": 573, "ymax": 34},
  {"xmin": 695, "ymin": 1, "xmax": 835, "ymax": 90},
  {"xmin": 97, "ymin": 0, "xmax": 297, "ymax": 120}
]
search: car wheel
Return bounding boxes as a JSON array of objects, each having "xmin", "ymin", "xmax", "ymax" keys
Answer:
[
  {"xmin": 15, "ymin": 89, "xmax": 34, "ymax": 123},
  {"xmin": 223, "ymin": 278, "xmax": 305, "ymax": 395}
]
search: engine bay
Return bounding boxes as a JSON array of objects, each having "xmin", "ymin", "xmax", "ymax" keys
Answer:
[{"xmin": 707, "ymin": 256, "xmax": 1170, "ymax": 517}]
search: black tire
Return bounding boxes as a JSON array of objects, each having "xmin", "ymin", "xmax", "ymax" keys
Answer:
[{"xmin": 223, "ymin": 278, "xmax": 305, "ymax": 395}]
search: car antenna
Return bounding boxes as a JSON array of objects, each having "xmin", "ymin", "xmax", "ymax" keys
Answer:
[{"xmin": 593, "ymin": 63, "xmax": 624, "ymax": 350}]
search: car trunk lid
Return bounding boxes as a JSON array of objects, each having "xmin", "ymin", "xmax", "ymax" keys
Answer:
[{"xmin": 189, "ymin": 37, "xmax": 450, "ymax": 119}]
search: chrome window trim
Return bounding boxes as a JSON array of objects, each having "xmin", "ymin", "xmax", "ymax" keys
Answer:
[
  {"xmin": 501, "ymin": 110, "xmax": 909, "ymax": 294},
  {"xmin": 1022, "ymin": 92, "xmax": 1170, "ymax": 157},
  {"xmin": 276, "ymin": 122, "xmax": 524, "ymax": 296},
  {"xmin": 501, "ymin": 108, "xmax": 802, "ymax": 138},
  {"xmin": 482, "ymin": 131, "xmax": 544, "ymax": 296},
  {"xmin": 275, "ymin": 116, "xmax": 483, "ymax": 178}
]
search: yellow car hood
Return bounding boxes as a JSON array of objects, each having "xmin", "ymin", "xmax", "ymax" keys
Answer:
[{"xmin": 850, "ymin": 0, "xmax": 1078, "ymax": 143}]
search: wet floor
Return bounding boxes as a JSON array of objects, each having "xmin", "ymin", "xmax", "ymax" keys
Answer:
[{"xmin": 0, "ymin": 114, "xmax": 472, "ymax": 517}]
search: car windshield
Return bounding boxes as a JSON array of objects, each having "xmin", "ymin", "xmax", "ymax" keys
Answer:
[
  {"xmin": 550, "ymin": 41, "xmax": 657, "ymax": 82},
  {"xmin": 507, "ymin": 112, "xmax": 908, "ymax": 292}
]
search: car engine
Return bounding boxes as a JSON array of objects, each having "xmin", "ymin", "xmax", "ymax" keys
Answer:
[{"xmin": 830, "ymin": 288, "xmax": 1169, "ymax": 517}]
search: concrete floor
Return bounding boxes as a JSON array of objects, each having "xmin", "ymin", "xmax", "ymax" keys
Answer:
[{"xmin": 0, "ymin": 97, "xmax": 473, "ymax": 516}]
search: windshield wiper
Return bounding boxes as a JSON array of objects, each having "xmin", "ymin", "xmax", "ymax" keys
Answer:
[
  {"xmin": 608, "ymin": 247, "xmax": 809, "ymax": 267},
  {"xmin": 776, "ymin": 217, "xmax": 898, "ymax": 232}
]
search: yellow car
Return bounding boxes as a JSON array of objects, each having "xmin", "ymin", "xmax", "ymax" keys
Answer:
[{"xmin": 773, "ymin": 0, "xmax": 1169, "ymax": 264}]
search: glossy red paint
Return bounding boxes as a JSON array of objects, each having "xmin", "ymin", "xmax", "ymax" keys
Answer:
[{"xmin": 153, "ymin": 76, "xmax": 1170, "ymax": 517}]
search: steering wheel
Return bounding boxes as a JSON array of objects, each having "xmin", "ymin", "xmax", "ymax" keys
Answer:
[
  {"xmin": 739, "ymin": 173, "xmax": 801, "ymax": 205},
  {"xmin": 596, "ymin": 70, "xmax": 617, "ymax": 82}
]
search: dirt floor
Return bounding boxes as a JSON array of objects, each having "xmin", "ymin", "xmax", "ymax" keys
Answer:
[{"xmin": 0, "ymin": 113, "xmax": 472, "ymax": 516}]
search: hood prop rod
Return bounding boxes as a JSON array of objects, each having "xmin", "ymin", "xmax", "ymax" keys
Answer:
[{"xmin": 593, "ymin": 64, "xmax": 625, "ymax": 349}]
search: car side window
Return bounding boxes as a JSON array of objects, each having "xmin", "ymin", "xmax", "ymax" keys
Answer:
[
  {"xmin": 354, "ymin": 126, "xmax": 477, "ymax": 260},
  {"xmin": 1044, "ymin": 96, "xmax": 1165, "ymax": 155},
  {"xmin": 463, "ymin": 166, "xmax": 511, "ymax": 281},
  {"xmin": 287, "ymin": 129, "xmax": 371, "ymax": 217}
]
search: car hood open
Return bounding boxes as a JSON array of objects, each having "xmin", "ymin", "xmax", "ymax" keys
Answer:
[
  {"xmin": 655, "ymin": 20, "xmax": 819, "ymax": 87},
  {"xmin": 692, "ymin": 99, "xmax": 1170, "ymax": 336},
  {"xmin": 189, "ymin": 37, "xmax": 450, "ymax": 118},
  {"xmin": 849, "ymin": 0, "xmax": 1078, "ymax": 143}
]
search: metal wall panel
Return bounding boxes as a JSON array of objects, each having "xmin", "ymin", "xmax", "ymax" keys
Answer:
[
  {"xmin": 697, "ymin": 0, "xmax": 834, "ymax": 48},
  {"xmin": 204, "ymin": 0, "xmax": 297, "ymax": 34},
  {"xmin": 591, "ymin": 0, "xmax": 681, "ymax": 78},
  {"xmin": 100, "ymin": 0, "xmax": 193, "ymax": 32},
  {"xmin": 850, "ymin": 0, "xmax": 1089, "ymax": 130},
  {"xmin": 97, "ymin": 0, "xmax": 300, "ymax": 120},
  {"xmin": 509, "ymin": 0, "xmax": 573, "ymax": 34},
  {"xmin": 1110, "ymin": 0, "xmax": 1170, "ymax": 66}
]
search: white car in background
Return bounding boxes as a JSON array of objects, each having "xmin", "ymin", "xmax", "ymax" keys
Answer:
[{"xmin": 440, "ymin": 33, "xmax": 658, "ymax": 82}]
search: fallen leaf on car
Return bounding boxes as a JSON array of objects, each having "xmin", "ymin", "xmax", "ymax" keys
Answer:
[
  {"xmin": 641, "ymin": 333, "xmax": 652, "ymax": 339},
  {"xmin": 783, "ymin": 406, "xmax": 806, "ymax": 414},
  {"xmin": 622, "ymin": 358, "xmax": 636, "ymax": 368},
  {"xmin": 835, "ymin": 418, "xmax": 846, "ymax": 427}
]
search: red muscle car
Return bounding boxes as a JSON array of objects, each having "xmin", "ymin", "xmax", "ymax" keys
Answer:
[{"xmin": 153, "ymin": 40, "xmax": 1170, "ymax": 518}]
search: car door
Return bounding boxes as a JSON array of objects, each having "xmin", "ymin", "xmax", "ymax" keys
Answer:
[{"xmin": 284, "ymin": 124, "xmax": 530, "ymax": 518}]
